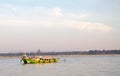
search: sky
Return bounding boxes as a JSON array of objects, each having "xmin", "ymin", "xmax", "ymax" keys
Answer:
[{"xmin": 0, "ymin": 0, "xmax": 120, "ymax": 53}]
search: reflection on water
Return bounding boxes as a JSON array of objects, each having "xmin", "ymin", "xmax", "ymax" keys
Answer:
[{"xmin": 0, "ymin": 55, "xmax": 120, "ymax": 76}]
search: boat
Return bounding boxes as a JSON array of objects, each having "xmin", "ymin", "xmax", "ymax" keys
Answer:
[{"xmin": 21, "ymin": 54, "xmax": 58, "ymax": 64}]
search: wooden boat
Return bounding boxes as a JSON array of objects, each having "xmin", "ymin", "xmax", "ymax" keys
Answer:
[{"xmin": 21, "ymin": 55, "xmax": 58, "ymax": 64}]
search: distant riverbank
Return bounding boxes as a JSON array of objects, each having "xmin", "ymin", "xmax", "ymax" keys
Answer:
[
  {"xmin": 0, "ymin": 50, "xmax": 120, "ymax": 58},
  {"xmin": 0, "ymin": 54, "xmax": 120, "ymax": 58}
]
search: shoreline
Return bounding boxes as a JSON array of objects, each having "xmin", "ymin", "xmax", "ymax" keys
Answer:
[{"xmin": 0, "ymin": 54, "xmax": 120, "ymax": 58}]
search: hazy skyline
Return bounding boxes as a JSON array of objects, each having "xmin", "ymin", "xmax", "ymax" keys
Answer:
[{"xmin": 0, "ymin": 0, "xmax": 120, "ymax": 53}]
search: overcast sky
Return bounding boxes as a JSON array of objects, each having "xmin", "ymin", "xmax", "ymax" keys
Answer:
[{"xmin": 0, "ymin": 0, "xmax": 120, "ymax": 53}]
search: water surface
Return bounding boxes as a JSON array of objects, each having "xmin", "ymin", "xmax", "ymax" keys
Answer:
[{"xmin": 0, "ymin": 55, "xmax": 120, "ymax": 76}]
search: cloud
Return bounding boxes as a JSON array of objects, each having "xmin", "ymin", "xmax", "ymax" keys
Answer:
[
  {"xmin": 66, "ymin": 13, "xmax": 89, "ymax": 19},
  {"xmin": 0, "ymin": 18, "xmax": 113, "ymax": 33},
  {"xmin": 52, "ymin": 7, "xmax": 63, "ymax": 16},
  {"xmin": 0, "ymin": 4, "xmax": 113, "ymax": 32},
  {"xmin": 67, "ymin": 21, "xmax": 113, "ymax": 32}
]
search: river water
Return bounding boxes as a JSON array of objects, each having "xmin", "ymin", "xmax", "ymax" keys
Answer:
[{"xmin": 0, "ymin": 55, "xmax": 120, "ymax": 76}]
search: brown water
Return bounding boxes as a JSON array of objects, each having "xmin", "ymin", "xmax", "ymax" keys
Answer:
[{"xmin": 0, "ymin": 55, "xmax": 120, "ymax": 76}]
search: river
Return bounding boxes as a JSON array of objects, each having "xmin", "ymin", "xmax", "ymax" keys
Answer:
[{"xmin": 0, "ymin": 55, "xmax": 120, "ymax": 76}]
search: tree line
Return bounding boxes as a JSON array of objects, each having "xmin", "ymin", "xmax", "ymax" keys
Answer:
[{"xmin": 0, "ymin": 49, "xmax": 120, "ymax": 57}]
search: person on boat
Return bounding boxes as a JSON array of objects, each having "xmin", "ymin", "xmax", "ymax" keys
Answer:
[
  {"xmin": 22, "ymin": 54, "xmax": 28, "ymax": 59},
  {"xmin": 39, "ymin": 56, "xmax": 43, "ymax": 58}
]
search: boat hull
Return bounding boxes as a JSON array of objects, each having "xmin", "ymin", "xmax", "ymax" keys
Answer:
[{"xmin": 22, "ymin": 58, "xmax": 58, "ymax": 64}]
